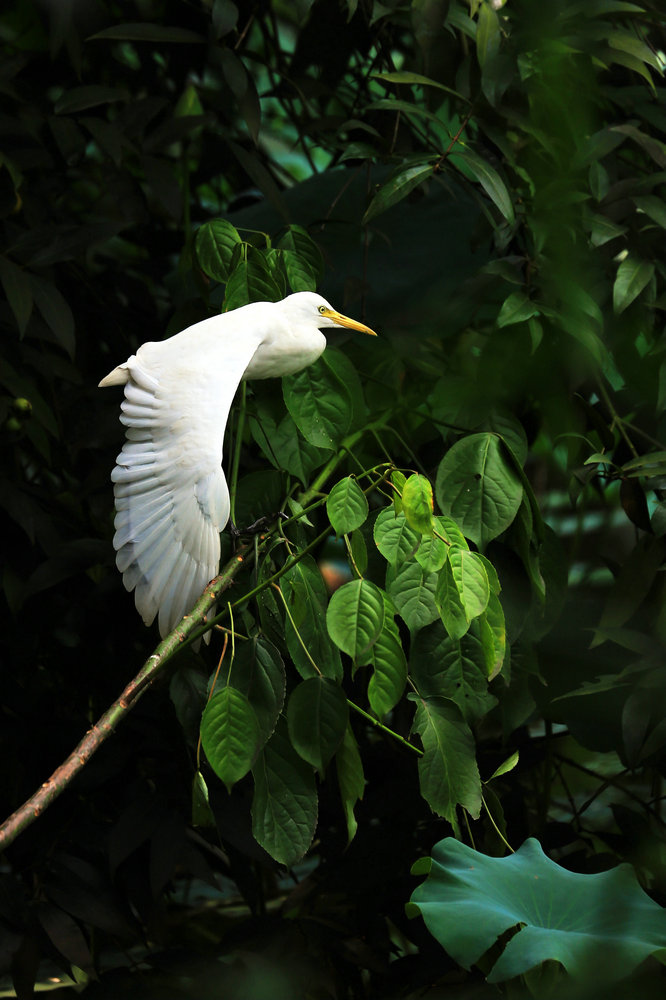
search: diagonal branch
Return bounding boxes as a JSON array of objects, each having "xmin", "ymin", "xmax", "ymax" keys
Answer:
[{"xmin": 0, "ymin": 544, "xmax": 250, "ymax": 853}]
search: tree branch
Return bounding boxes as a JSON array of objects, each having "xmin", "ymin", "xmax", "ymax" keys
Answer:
[{"xmin": 0, "ymin": 544, "xmax": 250, "ymax": 853}]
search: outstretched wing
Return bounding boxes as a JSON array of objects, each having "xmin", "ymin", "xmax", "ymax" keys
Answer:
[{"xmin": 102, "ymin": 316, "xmax": 265, "ymax": 637}]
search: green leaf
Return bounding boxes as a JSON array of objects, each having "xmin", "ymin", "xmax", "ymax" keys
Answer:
[
  {"xmin": 367, "ymin": 598, "xmax": 408, "ymax": 717},
  {"xmin": 31, "ymin": 277, "xmax": 75, "ymax": 358},
  {"xmin": 371, "ymin": 70, "xmax": 464, "ymax": 100},
  {"xmin": 448, "ymin": 548, "xmax": 490, "ymax": 621},
  {"xmin": 373, "ymin": 507, "xmax": 420, "ymax": 564},
  {"xmin": 402, "ymin": 474, "xmax": 434, "ymax": 534},
  {"xmin": 277, "ymin": 224, "xmax": 324, "ymax": 290},
  {"xmin": 435, "ymin": 433, "xmax": 523, "ymax": 547},
  {"xmin": 411, "ymin": 696, "xmax": 482, "ymax": 825},
  {"xmin": 496, "ymin": 292, "xmax": 539, "ymax": 328},
  {"xmin": 415, "ymin": 532, "xmax": 448, "ymax": 574},
  {"xmin": 201, "ymin": 686, "xmax": 262, "ymax": 791},
  {"xmin": 281, "ymin": 556, "xmax": 342, "ymax": 680},
  {"xmin": 476, "ymin": 3, "xmax": 500, "ymax": 68},
  {"xmin": 436, "ymin": 558, "xmax": 470, "ymax": 641},
  {"xmin": 283, "ymin": 351, "xmax": 353, "ymax": 448},
  {"xmin": 250, "ymin": 408, "xmax": 327, "ymax": 483},
  {"xmin": 54, "ymin": 85, "xmax": 125, "ymax": 114},
  {"xmin": 251, "ymin": 719, "xmax": 317, "ymax": 867},
  {"xmin": 613, "ymin": 255, "xmax": 655, "ymax": 314},
  {"xmin": 192, "ymin": 770, "xmax": 215, "ymax": 827},
  {"xmin": 387, "ymin": 561, "xmax": 439, "ymax": 633},
  {"xmin": 363, "ymin": 163, "xmax": 435, "ymax": 223},
  {"xmin": 448, "ymin": 148, "xmax": 514, "ymax": 223},
  {"xmin": 287, "ymin": 677, "xmax": 348, "ymax": 770},
  {"xmin": 633, "ymin": 194, "xmax": 666, "ymax": 230},
  {"xmin": 0, "ymin": 258, "xmax": 32, "ymax": 335},
  {"xmin": 195, "ymin": 219, "xmax": 241, "ymax": 283},
  {"xmin": 482, "ymin": 591, "xmax": 506, "ymax": 680},
  {"xmin": 225, "ymin": 636, "xmax": 285, "ymax": 743},
  {"xmin": 336, "ymin": 723, "xmax": 365, "ymax": 843},
  {"xmin": 487, "ymin": 750, "xmax": 519, "ymax": 781},
  {"xmin": 327, "ymin": 476, "xmax": 369, "ymax": 535},
  {"xmin": 224, "ymin": 247, "xmax": 282, "ymax": 309},
  {"xmin": 89, "ymin": 23, "xmax": 205, "ymax": 43},
  {"xmin": 327, "ymin": 579, "xmax": 385, "ymax": 659},
  {"xmin": 410, "ymin": 837, "xmax": 666, "ymax": 983},
  {"xmin": 410, "ymin": 621, "xmax": 497, "ymax": 724}
]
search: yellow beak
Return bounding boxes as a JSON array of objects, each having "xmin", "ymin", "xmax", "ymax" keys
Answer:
[{"xmin": 323, "ymin": 308, "xmax": 377, "ymax": 336}]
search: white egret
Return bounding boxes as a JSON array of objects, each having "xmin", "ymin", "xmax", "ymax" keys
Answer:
[{"xmin": 100, "ymin": 291, "xmax": 376, "ymax": 637}]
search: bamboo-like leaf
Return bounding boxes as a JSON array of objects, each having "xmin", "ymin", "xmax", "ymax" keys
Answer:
[
  {"xmin": 363, "ymin": 163, "xmax": 435, "ymax": 223},
  {"xmin": 448, "ymin": 148, "xmax": 514, "ymax": 223},
  {"xmin": 613, "ymin": 255, "xmax": 654, "ymax": 314}
]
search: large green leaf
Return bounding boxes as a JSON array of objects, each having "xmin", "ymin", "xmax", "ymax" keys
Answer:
[
  {"xmin": 281, "ymin": 556, "xmax": 342, "ymax": 680},
  {"xmin": 286, "ymin": 676, "xmax": 348, "ymax": 770},
  {"xmin": 201, "ymin": 686, "xmax": 262, "ymax": 791},
  {"xmin": 410, "ymin": 695, "xmax": 482, "ymax": 825},
  {"xmin": 410, "ymin": 621, "xmax": 497, "ymax": 724},
  {"xmin": 435, "ymin": 434, "xmax": 523, "ymax": 546},
  {"xmin": 402, "ymin": 473, "xmax": 435, "ymax": 534},
  {"xmin": 373, "ymin": 507, "xmax": 420, "ymax": 565},
  {"xmin": 448, "ymin": 548, "xmax": 490, "ymax": 621},
  {"xmin": 612, "ymin": 254, "xmax": 655, "ymax": 314},
  {"xmin": 409, "ymin": 837, "xmax": 666, "ymax": 983},
  {"xmin": 326, "ymin": 579, "xmax": 385, "ymax": 659},
  {"xmin": 225, "ymin": 636, "xmax": 285, "ymax": 743},
  {"xmin": 277, "ymin": 224, "xmax": 324, "ymax": 290},
  {"xmin": 251, "ymin": 719, "xmax": 318, "ymax": 867},
  {"xmin": 367, "ymin": 597, "xmax": 408, "ymax": 717},
  {"xmin": 386, "ymin": 560, "xmax": 440, "ymax": 633},
  {"xmin": 224, "ymin": 247, "xmax": 282, "ymax": 309},
  {"xmin": 283, "ymin": 351, "xmax": 353, "ymax": 448},
  {"xmin": 327, "ymin": 476, "xmax": 369, "ymax": 535},
  {"xmin": 194, "ymin": 219, "xmax": 241, "ymax": 283}
]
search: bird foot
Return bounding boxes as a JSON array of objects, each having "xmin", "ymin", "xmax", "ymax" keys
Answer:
[{"xmin": 229, "ymin": 511, "xmax": 288, "ymax": 539}]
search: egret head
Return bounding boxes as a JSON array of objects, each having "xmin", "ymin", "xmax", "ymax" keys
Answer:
[{"xmin": 283, "ymin": 291, "xmax": 377, "ymax": 337}]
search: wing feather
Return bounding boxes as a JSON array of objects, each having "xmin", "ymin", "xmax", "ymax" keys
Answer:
[{"xmin": 104, "ymin": 314, "xmax": 266, "ymax": 636}]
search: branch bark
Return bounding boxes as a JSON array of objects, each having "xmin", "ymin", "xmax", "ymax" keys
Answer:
[{"xmin": 0, "ymin": 545, "xmax": 250, "ymax": 853}]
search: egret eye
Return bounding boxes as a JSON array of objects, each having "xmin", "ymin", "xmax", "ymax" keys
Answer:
[{"xmin": 318, "ymin": 305, "xmax": 327, "ymax": 314}]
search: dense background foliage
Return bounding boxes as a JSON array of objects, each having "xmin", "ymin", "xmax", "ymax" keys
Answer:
[{"xmin": 2, "ymin": 0, "xmax": 666, "ymax": 996}]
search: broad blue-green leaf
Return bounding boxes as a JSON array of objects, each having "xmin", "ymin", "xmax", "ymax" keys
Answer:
[
  {"xmin": 327, "ymin": 579, "xmax": 385, "ymax": 659},
  {"xmin": 409, "ymin": 837, "xmax": 666, "ymax": 983},
  {"xmin": 336, "ymin": 723, "xmax": 365, "ymax": 844},
  {"xmin": 251, "ymin": 719, "xmax": 317, "ymax": 866},
  {"xmin": 281, "ymin": 556, "xmax": 342, "ymax": 680},
  {"xmin": 283, "ymin": 351, "xmax": 353, "ymax": 448},
  {"xmin": 402, "ymin": 473, "xmax": 434, "ymax": 534},
  {"xmin": 410, "ymin": 620, "xmax": 497, "ymax": 724},
  {"xmin": 201, "ymin": 686, "xmax": 262, "ymax": 791},
  {"xmin": 373, "ymin": 507, "xmax": 420, "ymax": 564},
  {"xmin": 363, "ymin": 163, "xmax": 435, "ymax": 223},
  {"xmin": 287, "ymin": 677, "xmax": 348, "ymax": 770},
  {"xmin": 436, "ymin": 434, "xmax": 523, "ymax": 546},
  {"xmin": 448, "ymin": 548, "xmax": 490, "ymax": 620},
  {"xmin": 448, "ymin": 148, "xmax": 514, "ymax": 223},
  {"xmin": 195, "ymin": 219, "xmax": 241, "ymax": 283},
  {"xmin": 327, "ymin": 476, "xmax": 369, "ymax": 535},
  {"xmin": 225, "ymin": 636, "xmax": 285, "ymax": 743},
  {"xmin": 613, "ymin": 255, "xmax": 654, "ymax": 314},
  {"xmin": 367, "ymin": 599, "xmax": 408, "ymax": 717},
  {"xmin": 387, "ymin": 561, "xmax": 439, "ymax": 633},
  {"xmin": 411, "ymin": 695, "xmax": 482, "ymax": 825}
]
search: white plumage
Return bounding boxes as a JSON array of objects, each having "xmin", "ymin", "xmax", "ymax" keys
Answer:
[{"xmin": 100, "ymin": 291, "xmax": 376, "ymax": 637}]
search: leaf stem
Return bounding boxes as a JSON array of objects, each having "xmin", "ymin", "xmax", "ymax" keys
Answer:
[{"xmin": 347, "ymin": 699, "xmax": 423, "ymax": 756}]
